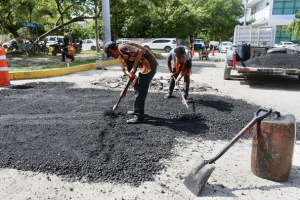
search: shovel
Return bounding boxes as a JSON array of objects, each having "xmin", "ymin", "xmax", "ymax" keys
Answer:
[
  {"xmin": 112, "ymin": 78, "xmax": 132, "ymax": 112},
  {"xmin": 184, "ymin": 107, "xmax": 273, "ymax": 196},
  {"xmin": 173, "ymin": 76, "xmax": 189, "ymax": 109}
]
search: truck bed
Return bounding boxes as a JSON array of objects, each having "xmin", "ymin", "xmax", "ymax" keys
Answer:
[{"xmin": 235, "ymin": 52, "xmax": 300, "ymax": 76}]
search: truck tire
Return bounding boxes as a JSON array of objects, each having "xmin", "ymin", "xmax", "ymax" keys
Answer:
[{"xmin": 224, "ymin": 57, "xmax": 231, "ymax": 80}]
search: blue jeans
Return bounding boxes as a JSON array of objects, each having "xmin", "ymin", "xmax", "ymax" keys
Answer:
[{"xmin": 133, "ymin": 68, "xmax": 157, "ymax": 119}]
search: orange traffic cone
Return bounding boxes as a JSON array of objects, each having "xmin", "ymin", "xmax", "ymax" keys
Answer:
[
  {"xmin": 211, "ymin": 46, "xmax": 215, "ymax": 56},
  {"xmin": 191, "ymin": 46, "xmax": 195, "ymax": 57},
  {"xmin": 0, "ymin": 47, "xmax": 10, "ymax": 86}
]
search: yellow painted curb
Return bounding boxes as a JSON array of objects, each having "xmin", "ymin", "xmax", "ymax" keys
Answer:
[
  {"xmin": 103, "ymin": 59, "xmax": 119, "ymax": 66},
  {"xmin": 9, "ymin": 59, "xmax": 119, "ymax": 80}
]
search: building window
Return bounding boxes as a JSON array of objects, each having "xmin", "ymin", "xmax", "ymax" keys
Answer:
[
  {"xmin": 272, "ymin": 0, "xmax": 300, "ymax": 15},
  {"xmin": 275, "ymin": 25, "xmax": 292, "ymax": 43}
]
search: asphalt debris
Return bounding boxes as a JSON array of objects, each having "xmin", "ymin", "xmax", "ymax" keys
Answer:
[
  {"xmin": 0, "ymin": 82, "xmax": 298, "ymax": 186},
  {"xmin": 244, "ymin": 53, "xmax": 300, "ymax": 69}
]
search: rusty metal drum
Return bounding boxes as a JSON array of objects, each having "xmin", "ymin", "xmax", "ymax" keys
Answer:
[{"xmin": 251, "ymin": 114, "xmax": 296, "ymax": 182}]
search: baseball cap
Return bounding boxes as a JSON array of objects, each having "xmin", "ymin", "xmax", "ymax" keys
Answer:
[{"xmin": 104, "ymin": 41, "xmax": 117, "ymax": 57}]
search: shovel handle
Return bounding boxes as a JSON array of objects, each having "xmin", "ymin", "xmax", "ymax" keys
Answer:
[
  {"xmin": 207, "ymin": 107, "xmax": 272, "ymax": 164},
  {"xmin": 173, "ymin": 76, "xmax": 189, "ymax": 109},
  {"xmin": 113, "ymin": 78, "xmax": 132, "ymax": 112},
  {"xmin": 255, "ymin": 107, "xmax": 273, "ymax": 121}
]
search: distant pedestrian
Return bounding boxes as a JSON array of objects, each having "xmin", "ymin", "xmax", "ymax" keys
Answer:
[
  {"xmin": 103, "ymin": 41, "xmax": 158, "ymax": 124},
  {"xmin": 61, "ymin": 35, "xmax": 69, "ymax": 47},
  {"xmin": 164, "ymin": 45, "xmax": 192, "ymax": 102}
]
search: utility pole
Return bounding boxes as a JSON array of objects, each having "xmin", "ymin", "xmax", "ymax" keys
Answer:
[
  {"xmin": 244, "ymin": 0, "xmax": 248, "ymax": 26},
  {"xmin": 95, "ymin": 0, "xmax": 100, "ymax": 52},
  {"xmin": 102, "ymin": 0, "xmax": 111, "ymax": 58}
]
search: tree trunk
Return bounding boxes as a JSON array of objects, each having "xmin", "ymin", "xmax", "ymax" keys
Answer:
[
  {"xmin": 95, "ymin": 18, "xmax": 100, "ymax": 52},
  {"xmin": 95, "ymin": 1, "xmax": 100, "ymax": 52},
  {"xmin": 114, "ymin": 8, "xmax": 118, "ymax": 40},
  {"xmin": 4, "ymin": 24, "xmax": 19, "ymax": 39}
]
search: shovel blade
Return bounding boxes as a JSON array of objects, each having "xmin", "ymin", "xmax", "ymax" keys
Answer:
[
  {"xmin": 184, "ymin": 160, "xmax": 215, "ymax": 196},
  {"xmin": 112, "ymin": 104, "xmax": 118, "ymax": 112}
]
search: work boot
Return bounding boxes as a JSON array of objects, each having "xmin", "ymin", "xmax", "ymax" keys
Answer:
[
  {"xmin": 127, "ymin": 111, "xmax": 134, "ymax": 115},
  {"xmin": 164, "ymin": 93, "xmax": 172, "ymax": 99},
  {"xmin": 126, "ymin": 117, "xmax": 144, "ymax": 124},
  {"xmin": 71, "ymin": 56, "xmax": 75, "ymax": 62}
]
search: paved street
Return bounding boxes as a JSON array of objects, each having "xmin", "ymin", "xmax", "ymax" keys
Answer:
[{"xmin": 1, "ymin": 52, "xmax": 300, "ymax": 200}]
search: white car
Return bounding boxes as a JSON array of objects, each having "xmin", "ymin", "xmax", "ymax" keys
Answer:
[
  {"xmin": 209, "ymin": 41, "xmax": 220, "ymax": 50},
  {"xmin": 82, "ymin": 39, "xmax": 101, "ymax": 51},
  {"xmin": 143, "ymin": 38, "xmax": 177, "ymax": 52},
  {"xmin": 274, "ymin": 41, "xmax": 297, "ymax": 49},
  {"xmin": 116, "ymin": 39, "xmax": 130, "ymax": 44},
  {"xmin": 218, "ymin": 41, "xmax": 233, "ymax": 52},
  {"xmin": 44, "ymin": 36, "xmax": 64, "ymax": 46},
  {"xmin": 2, "ymin": 39, "xmax": 30, "ymax": 48},
  {"xmin": 2, "ymin": 39, "xmax": 15, "ymax": 49}
]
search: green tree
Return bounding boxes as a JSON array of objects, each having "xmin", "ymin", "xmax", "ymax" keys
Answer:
[
  {"xmin": 199, "ymin": 0, "xmax": 244, "ymax": 41},
  {"xmin": 283, "ymin": 10, "xmax": 300, "ymax": 40},
  {"xmin": 109, "ymin": 0, "xmax": 162, "ymax": 38},
  {"xmin": 110, "ymin": 0, "xmax": 243, "ymax": 42},
  {"xmin": 0, "ymin": 0, "xmax": 101, "ymax": 40}
]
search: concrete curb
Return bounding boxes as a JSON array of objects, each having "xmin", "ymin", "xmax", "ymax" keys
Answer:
[{"xmin": 9, "ymin": 59, "xmax": 119, "ymax": 80}]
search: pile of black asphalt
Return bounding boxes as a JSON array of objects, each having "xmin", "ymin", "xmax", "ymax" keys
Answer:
[
  {"xmin": 0, "ymin": 82, "xmax": 298, "ymax": 186},
  {"xmin": 243, "ymin": 53, "xmax": 300, "ymax": 69}
]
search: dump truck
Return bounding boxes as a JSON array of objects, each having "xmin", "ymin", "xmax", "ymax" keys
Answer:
[{"xmin": 224, "ymin": 25, "xmax": 300, "ymax": 80}]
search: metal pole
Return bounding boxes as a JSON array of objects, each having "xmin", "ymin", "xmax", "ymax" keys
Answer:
[
  {"xmin": 102, "ymin": 0, "xmax": 111, "ymax": 58},
  {"xmin": 244, "ymin": 0, "xmax": 248, "ymax": 26}
]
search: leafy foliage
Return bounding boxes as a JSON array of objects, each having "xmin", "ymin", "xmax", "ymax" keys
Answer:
[
  {"xmin": 0, "ymin": 0, "xmax": 243, "ymax": 42},
  {"xmin": 283, "ymin": 10, "xmax": 300, "ymax": 40}
]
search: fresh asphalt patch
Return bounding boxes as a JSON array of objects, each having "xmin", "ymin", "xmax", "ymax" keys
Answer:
[{"xmin": 0, "ymin": 82, "xmax": 299, "ymax": 186}]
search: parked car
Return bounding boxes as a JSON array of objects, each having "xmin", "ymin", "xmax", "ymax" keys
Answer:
[
  {"xmin": 192, "ymin": 38, "xmax": 205, "ymax": 51},
  {"xmin": 44, "ymin": 36, "xmax": 64, "ymax": 46},
  {"xmin": 218, "ymin": 41, "xmax": 233, "ymax": 52},
  {"xmin": 2, "ymin": 39, "xmax": 30, "ymax": 49},
  {"xmin": 143, "ymin": 38, "xmax": 177, "ymax": 52},
  {"xmin": 99, "ymin": 40, "xmax": 103, "ymax": 48},
  {"xmin": 209, "ymin": 41, "xmax": 220, "ymax": 50},
  {"xmin": 274, "ymin": 41, "xmax": 297, "ymax": 49},
  {"xmin": 2, "ymin": 39, "xmax": 14, "ymax": 49},
  {"xmin": 116, "ymin": 39, "xmax": 130, "ymax": 45},
  {"xmin": 81, "ymin": 39, "xmax": 98, "ymax": 51}
]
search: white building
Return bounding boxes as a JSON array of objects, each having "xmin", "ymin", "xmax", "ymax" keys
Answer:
[{"xmin": 247, "ymin": 0, "xmax": 300, "ymax": 43}]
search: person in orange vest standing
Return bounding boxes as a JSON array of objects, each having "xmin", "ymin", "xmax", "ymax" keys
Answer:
[
  {"xmin": 103, "ymin": 41, "xmax": 158, "ymax": 124},
  {"xmin": 0, "ymin": 46, "xmax": 10, "ymax": 86}
]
